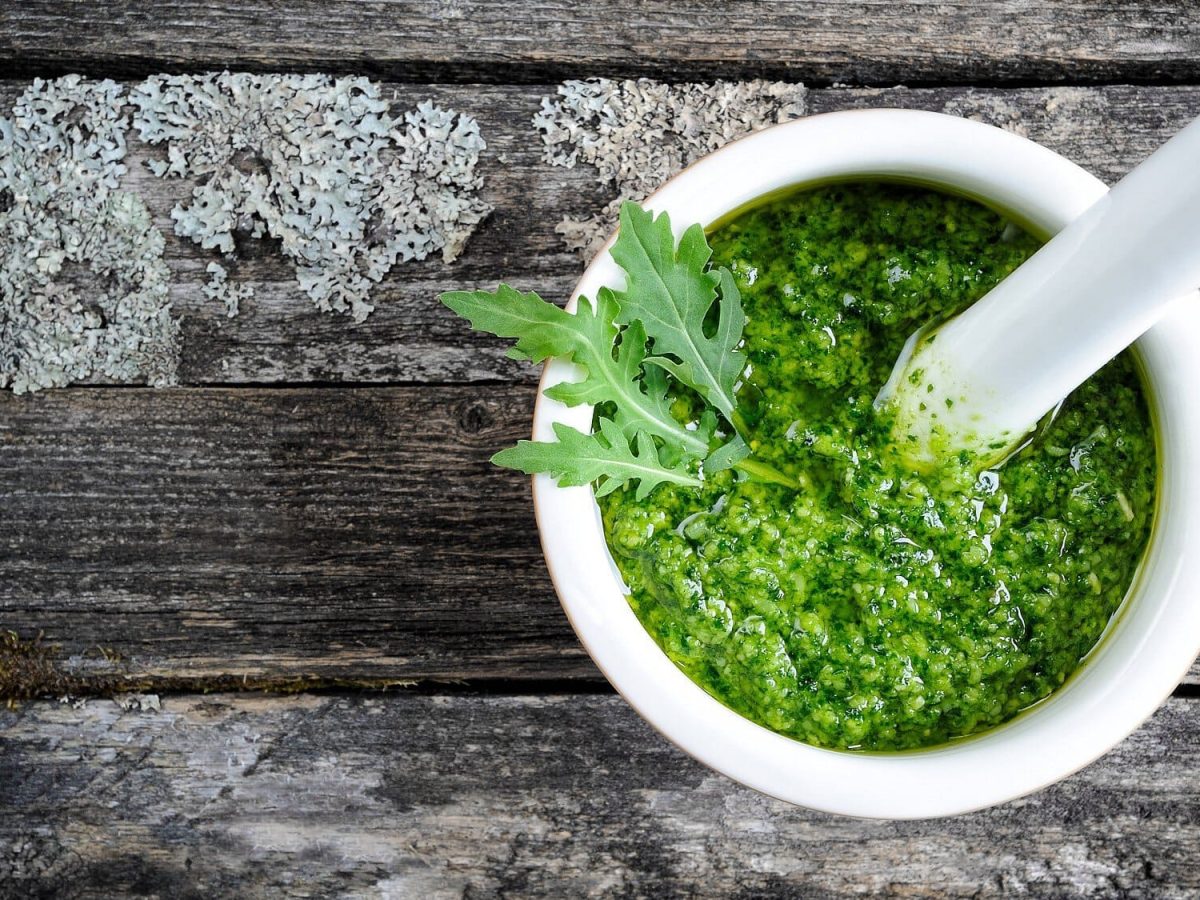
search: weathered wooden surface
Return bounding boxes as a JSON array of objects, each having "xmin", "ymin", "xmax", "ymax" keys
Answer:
[
  {"xmin": 3, "ymin": 1, "xmax": 1199, "ymax": 85},
  {"xmin": 0, "ymin": 385, "xmax": 594, "ymax": 689},
  {"xmin": 1, "ymin": 81, "xmax": 1197, "ymax": 691},
  {"xmin": 2, "ymin": 692, "xmax": 1197, "ymax": 898}
]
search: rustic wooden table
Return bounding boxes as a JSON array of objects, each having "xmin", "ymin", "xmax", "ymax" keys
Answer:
[{"xmin": 1, "ymin": 3, "xmax": 1199, "ymax": 896}]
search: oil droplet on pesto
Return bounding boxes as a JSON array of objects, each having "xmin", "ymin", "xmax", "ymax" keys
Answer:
[{"xmin": 599, "ymin": 183, "xmax": 1155, "ymax": 752}]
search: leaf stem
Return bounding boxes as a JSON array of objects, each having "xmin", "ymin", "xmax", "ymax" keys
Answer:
[
  {"xmin": 727, "ymin": 407, "xmax": 801, "ymax": 489},
  {"xmin": 730, "ymin": 409, "xmax": 752, "ymax": 440},
  {"xmin": 734, "ymin": 457, "xmax": 801, "ymax": 490}
]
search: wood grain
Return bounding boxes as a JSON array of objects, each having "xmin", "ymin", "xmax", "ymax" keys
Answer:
[
  {"xmin": 3, "ymin": 1, "xmax": 1199, "ymax": 86},
  {"xmin": 1, "ymin": 691, "xmax": 1198, "ymax": 898},
  {"xmin": 3, "ymin": 8, "xmax": 1197, "ymax": 889},
  {"xmin": 0, "ymin": 385, "xmax": 590, "ymax": 688}
]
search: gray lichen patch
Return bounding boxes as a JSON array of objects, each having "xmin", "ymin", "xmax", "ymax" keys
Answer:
[
  {"xmin": 113, "ymin": 693, "xmax": 161, "ymax": 713},
  {"xmin": 0, "ymin": 76, "xmax": 180, "ymax": 393},
  {"xmin": 130, "ymin": 73, "xmax": 492, "ymax": 322},
  {"xmin": 533, "ymin": 78, "xmax": 808, "ymax": 260},
  {"xmin": 204, "ymin": 262, "xmax": 254, "ymax": 318}
]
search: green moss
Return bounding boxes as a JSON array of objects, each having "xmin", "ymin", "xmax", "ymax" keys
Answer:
[{"xmin": 0, "ymin": 632, "xmax": 68, "ymax": 704}]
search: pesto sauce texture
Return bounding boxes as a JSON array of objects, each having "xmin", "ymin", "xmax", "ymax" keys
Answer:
[{"xmin": 598, "ymin": 183, "xmax": 1156, "ymax": 752}]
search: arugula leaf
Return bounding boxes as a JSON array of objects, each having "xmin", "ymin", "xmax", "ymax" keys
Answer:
[
  {"xmin": 610, "ymin": 203, "xmax": 746, "ymax": 425},
  {"xmin": 492, "ymin": 418, "xmax": 701, "ymax": 500},
  {"xmin": 441, "ymin": 285, "xmax": 710, "ymax": 459},
  {"xmin": 440, "ymin": 201, "xmax": 801, "ymax": 497},
  {"xmin": 702, "ymin": 433, "xmax": 750, "ymax": 474}
]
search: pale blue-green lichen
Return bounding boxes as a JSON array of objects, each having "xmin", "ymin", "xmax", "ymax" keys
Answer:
[
  {"xmin": 203, "ymin": 262, "xmax": 254, "ymax": 318},
  {"xmin": 131, "ymin": 73, "xmax": 492, "ymax": 322},
  {"xmin": 0, "ymin": 73, "xmax": 494, "ymax": 390},
  {"xmin": 0, "ymin": 76, "xmax": 179, "ymax": 393},
  {"xmin": 533, "ymin": 78, "xmax": 808, "ymax": 259}
]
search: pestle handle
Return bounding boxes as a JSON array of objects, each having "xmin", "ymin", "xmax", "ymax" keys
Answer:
[{"xmin": 884, "ymin": 115, "xmax": 1200, "ymax": 465}]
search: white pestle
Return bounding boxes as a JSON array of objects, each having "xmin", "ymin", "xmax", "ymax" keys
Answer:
[{"xmin": 879, "ymin": 114, "xmax": 1200, "ymax": 467}]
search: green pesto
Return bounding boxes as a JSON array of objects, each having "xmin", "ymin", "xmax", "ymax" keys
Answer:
[{"xmin": 598, "ymin": 183, "xmax": 1156, "ymax": 751}]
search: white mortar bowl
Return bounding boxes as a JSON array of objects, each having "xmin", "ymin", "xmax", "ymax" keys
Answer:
[{"xmin": 531, "ymin": 109, "xmax": 1200, "ymax": 818}]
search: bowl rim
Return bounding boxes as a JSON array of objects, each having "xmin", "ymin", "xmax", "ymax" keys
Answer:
[{"xmin": 530, "ymin": 108, "xmax": 1200, "ymax": 818}]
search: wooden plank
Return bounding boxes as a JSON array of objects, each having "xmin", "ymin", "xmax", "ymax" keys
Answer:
[
  {"xmin": 0, "ymin": 384, "xmax": 591, "ymax": 689},
  {"xmin": 3, "ymin": 1, "xmax": 1199, "ymax": 86},
  {"xmin": 809, "ymin": 84, "xmax": 1200, "ymax": 184},
  {"xmin": 0, "ymin": 385, "xmax": 1195, "ymax": 691},
  {"xmin": 1, "ymin": 691, "xmax": 1198, "ymax": 896},
  {"xmin": 130, "ymin": 81, "xmax": 591, "ymax": 387},
  {"xmin": 5, "ymin": 82, "xmax": 1199, "ymax": 386}
]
